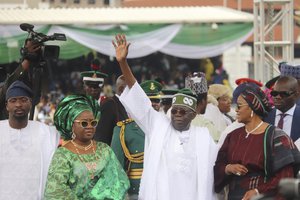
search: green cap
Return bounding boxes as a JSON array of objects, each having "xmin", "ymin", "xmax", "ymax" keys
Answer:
[
  {"xmin": 172, "ymin": 88, "xmax": 197, "ymax": 111},
  {"xmin": 140, "ymin": 80, "xmax": 162, "ymax": 99},
  {"xmin": 81, "ymin": 71, "xmax": 108, "ymax": 87}
]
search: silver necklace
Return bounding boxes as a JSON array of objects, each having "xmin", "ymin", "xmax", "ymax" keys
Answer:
[{"xmin": 245, "ymin": 121, "xmax": 264, "ymax": 138}]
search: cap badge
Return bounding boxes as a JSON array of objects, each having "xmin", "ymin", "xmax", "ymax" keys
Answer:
[{"xmin": 150, "ymin": 83, "xmax": 155, "ymax": 90}]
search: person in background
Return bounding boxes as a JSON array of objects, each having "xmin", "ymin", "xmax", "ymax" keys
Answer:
[
  {"xmin": 160, "ymin": 89, "xmax": 178, "ymax": 114},
  {"xmin": 0, "ymin": 80, "xmax": 60, "ymax": 199},
  {"xmin": 0, "ymin": 39, "xmax": 41, "ymax": 120},
  {"xmin": 185, "ymin": 72, "xmax": 220, "ymax": 142},
  {"xmin": 264, "ymin": 76, "xmax": 279, "ymax": 107},
  {"xmin": 81, "ymin": 69, "xmax": 108, "ymax": 145},
  {"xmin": 209, "ymin": 84, "xmax": 234, "ymax": 124},
  {"xmin": 80, "ymin": 70, "xmax": 108, "ymax": 105},
  {"xmin": 214, "ymin": 83, "xmax": 300, "ymax": 200},
  {"xmin": 264, "ymin": 76, "xmax": 300, "ymax": 143},
  {"xmin": 44, "ymin": 94, "xmax": 129, "ymax": 199},
  {"xmin": 279, "ymin": 63, "xmax": 300, "ymax": 105},
  {"xmin": 204, "ymin": 84, "xmax": 233, "ymax": 133},
  {"xmin": 111, "ymin": 80, "xmax": 162, "ymax": 200},
  {"xmin": 95, "ymin": 75, "xmax": 129, "ymax": 145},
  {"xmin": 113, "ymin": 34, "xmax": 216, "ymax": 200}
]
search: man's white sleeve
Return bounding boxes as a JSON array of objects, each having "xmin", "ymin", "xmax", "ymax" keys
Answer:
[{"xmin": 119, "ymin": 81, "xmax": 155, "ymax": 136}]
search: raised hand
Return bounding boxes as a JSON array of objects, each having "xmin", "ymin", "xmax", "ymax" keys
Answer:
[
  {"xmin": 112, "ymin": 34, "xmax": 130, "ymax": 63},
  {"xmin": 111, "ymin": 34, "xmax": 135, "ymax": 88},
  {"xmin": 25, "ymin": 39, "xmax": 41, "ymax": 54}
]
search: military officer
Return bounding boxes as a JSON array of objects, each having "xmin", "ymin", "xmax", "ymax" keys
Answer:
[
  {"xmin": 111, "ymin": 80, "xmax": 162, "ymax": 200},
  {"xmin": 80, "ymin": 70, "xmax": 108, "ymax": 105},
  {"xmin": 160, "ymin": 89, "xmax": 178, "ymax": 114}
]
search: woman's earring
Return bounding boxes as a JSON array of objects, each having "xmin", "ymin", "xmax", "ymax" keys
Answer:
[{"xmin": 251, "ymin": 111, "xmax": 254, "ymax": 118}]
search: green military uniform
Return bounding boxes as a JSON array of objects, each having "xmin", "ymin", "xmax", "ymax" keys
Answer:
[
  {"xmin": 110, "ymin": 80, "xmax": 162, "ymax": 199},
  {"xmin": 111, "ymin": 119, "xmax": 144, "ymax": 197}
]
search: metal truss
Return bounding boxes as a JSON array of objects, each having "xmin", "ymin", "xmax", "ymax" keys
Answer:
[{"xmin": 253, "ymin": 0, "xmax": 294, "ymax": 83}]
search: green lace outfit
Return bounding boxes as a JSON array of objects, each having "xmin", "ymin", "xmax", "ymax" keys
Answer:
[{"xmin": 44, "ymin": 142, "xmax": 129, "ymax": 200}]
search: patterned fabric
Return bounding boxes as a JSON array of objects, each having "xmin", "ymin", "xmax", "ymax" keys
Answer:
[
  {"xmin": 54, "ymin": 94, "xmax": 100, "ymax": 140},
  {"xmin": 214, "ymin": 127, "xmax": 295, "ymax": 199},
  {"xmin": 236, "ymin": 84, "xmax": 271, "ymax": 118},
  {"xmin": 280, "ymin": 63, "xmax": 300, "ymax": 79},
  {"xmin": 44, "ymin": 142, "xmax": 129, "ymax": 200},
  {"xmin": 185, "ymin": 72, "xmax": 208, "ymax": 95},
  {"xmin": 233, "ymin": 82, "xmax": 261, "ymax": 103},
  {"xmin": 264, "ymin": 125, "xmax": 300, "ymax": 180},
  {"xmin": 172, "ymin": 91, "xmax": 197, "ymax": 111}
]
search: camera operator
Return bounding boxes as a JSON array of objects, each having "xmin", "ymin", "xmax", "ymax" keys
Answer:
[{"xmin": 0, "ymin": 39, "xmax": 42, "ymax": 120}]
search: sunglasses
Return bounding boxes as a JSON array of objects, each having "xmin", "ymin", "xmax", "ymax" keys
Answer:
[
  {"xmin": 270, "ymin": 90, "xmax": 295, "ymax": 98},
  {"xmin": 150, "ymin": 99, "xmax": 161, "ymax": 104},
  {"xmin": 236, "ymin": 103, "xmax": 248, "ymax": 110},
  {"xmin": 171, "ymin": 108, "xmax": 193, "ymax": 115},
  {"xmin": 74, "ymin": 119, "xmax": 98, "ymax": 128}
]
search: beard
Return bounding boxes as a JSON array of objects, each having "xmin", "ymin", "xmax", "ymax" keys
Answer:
[{"xmin": 13, "ymin": 113, "xmax": 28, "ymax": 121}]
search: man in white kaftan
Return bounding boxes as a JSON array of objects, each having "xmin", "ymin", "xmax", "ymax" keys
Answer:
[
  {"xmin": 120, "ymin": 82, "xmax": 217, "ymax": 200},
  {"xmin": 0, "ymin": 121, "xmax": 59, "ymax": 200},
  {"xmin": 0, "ymin": 80, "xmax": 60, "ymax": 200}
]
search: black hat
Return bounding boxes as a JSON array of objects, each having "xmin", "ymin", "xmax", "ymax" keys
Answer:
[
  {"xmin": 161, "ymin": 89, "xmax": 179, "ymax": 99},
  {"xmin": 265, "ymin": 76, "xmax": 280, "ymax": 89},
  {"xmin": 6, "ymin": 80, "xmax": 33, "ymax": 100}
]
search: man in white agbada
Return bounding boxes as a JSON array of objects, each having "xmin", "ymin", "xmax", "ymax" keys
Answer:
[
  {"xmin": 112, "ymin": 34, "xmax": 217, "ymax": 200},
  {"xmin": 0, "ymin": 80, "xmax": 59, "ymax": 200}
]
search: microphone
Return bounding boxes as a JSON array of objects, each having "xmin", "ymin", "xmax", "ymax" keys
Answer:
[
  {"xmin": 279, "ymin": 178, "xmax": 300, "ymax": 199},
  {"xmin": 20, "ymin": 23, "xmax": 34, "ymax": 32}
]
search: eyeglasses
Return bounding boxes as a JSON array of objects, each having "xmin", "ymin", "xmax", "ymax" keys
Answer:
[
  {"xmin": 74, "ymin": 119, "xmax": 98, "ymax": 128},
  {"xmin": 236, "ymin": 103, "xmax": 248, "ymax": 110},
  {"xmin": 7, "ymin": 96, "xmax": 30, "ymax": 104},
  {"xmin": 171, "ymin": 108, "xmax": 194, "ymax": 115},
  {"xmin": 270, "ymin": 90, "xmax": 295, "ymax": 98}
]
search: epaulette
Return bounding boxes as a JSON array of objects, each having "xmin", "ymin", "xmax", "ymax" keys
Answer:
[{"xmin": 116, "ymin": 118, "xmax": 134, "ymax": 127}]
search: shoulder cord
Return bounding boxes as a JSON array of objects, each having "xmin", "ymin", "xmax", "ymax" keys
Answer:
[{"xmin": 118, "ymin": 119, "xmax": 144, "ymax": 172}]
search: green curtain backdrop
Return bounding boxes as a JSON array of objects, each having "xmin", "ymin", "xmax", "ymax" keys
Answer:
[{"xmin": 0, "ymin": 23, "xmax": 253, "ymax": 64}]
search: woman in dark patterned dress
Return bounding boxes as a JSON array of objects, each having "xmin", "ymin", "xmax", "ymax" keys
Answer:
[{"xmin": 214, "ymin": 83, "xmax": 300, "ymax": 200}]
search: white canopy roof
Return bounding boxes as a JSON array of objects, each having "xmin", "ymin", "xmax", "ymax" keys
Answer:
[{"xmin": 0, "ymin": 6, "xmax": 254, "ymax": 24}]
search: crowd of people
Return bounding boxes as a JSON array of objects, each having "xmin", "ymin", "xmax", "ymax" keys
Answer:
[{"xmin": 1, "ymin": 34, "xmax": 300, "ymax": 200}]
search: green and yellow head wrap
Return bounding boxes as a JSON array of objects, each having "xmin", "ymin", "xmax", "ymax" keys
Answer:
[{"xmin": 54, "ymin": 94, "xmax": 100, "ymax": 140}]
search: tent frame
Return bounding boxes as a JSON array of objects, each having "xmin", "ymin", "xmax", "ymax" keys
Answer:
[{"xmin": 253, "ymin": 0, "xmax": 294, "ymax": 83}]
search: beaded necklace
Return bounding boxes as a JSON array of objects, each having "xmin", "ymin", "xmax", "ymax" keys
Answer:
[
  {"xmin": 71, "ymin": 140, "xmax": 93, "ymax": 151},
  {"xmin": 72, "ymin": 140, "xmax": 99, "ymax": 179}
]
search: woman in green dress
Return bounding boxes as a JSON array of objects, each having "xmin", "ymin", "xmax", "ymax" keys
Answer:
[{"xmin": 44, "ymin": 94, "xmax": 129, "ymax": 200}]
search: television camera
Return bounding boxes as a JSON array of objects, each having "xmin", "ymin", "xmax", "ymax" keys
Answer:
[
  {"xmin": 19, "ymin": 23, "xmax": 66, "ymax": 120},
  {"xmin": 20, "ymin": 23, "xmax": 66, "ymax": 62}
]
